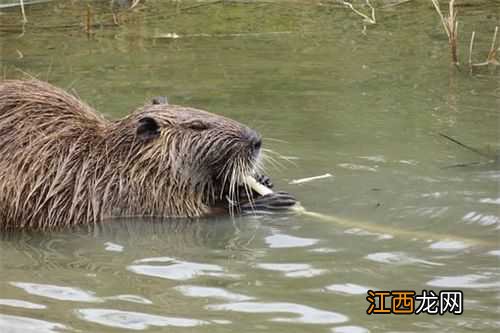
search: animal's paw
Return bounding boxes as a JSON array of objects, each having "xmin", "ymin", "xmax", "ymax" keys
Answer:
[
  {"xmin": 240, "ymin": 191, "xmax": 297, "ymax": 212},
  {"xmin": 254, "ymin": 174, "xmax": 273, "ymax": 189}
]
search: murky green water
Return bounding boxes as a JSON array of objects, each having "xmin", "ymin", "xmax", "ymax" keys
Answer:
[{"xmin": 1, "ymin": 1, "xmax": 499, "ymax": 332}]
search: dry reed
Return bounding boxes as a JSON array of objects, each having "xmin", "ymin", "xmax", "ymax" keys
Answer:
[
  {"xmin": 468, "ymin": 25, "xmax": 499, "ymax": 73},
  {"xmin": 431, "ymin": 0, "xmax": 459, "ymax": 66}
]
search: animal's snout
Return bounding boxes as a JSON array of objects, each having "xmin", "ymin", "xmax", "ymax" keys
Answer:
[
  {"xmin": 244, "ymin": 128, "xmax": 262, "ymax": 153},
  {"xmin": 252, "ymin": 135, "xmax": 262, "ymax": 151}
]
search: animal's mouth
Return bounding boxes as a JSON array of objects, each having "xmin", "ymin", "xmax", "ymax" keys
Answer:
[
  {"xmin": 210, "ymin": 173, "xmax": 264, "ymax": 208},
  {"xmin": 206, "ymin": 143, "xmax": 263, "ymax": 210},
  {"xmin": 202, "ymin": 133, "xmax": 296, "ymax": 214},
  {"xmin": 208, "ymin": 173, "xmax": 297, "ymax": 215}
]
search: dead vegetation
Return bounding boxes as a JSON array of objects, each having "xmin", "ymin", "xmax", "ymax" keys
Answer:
[
  {"xmin": 19, "ymin": 0, "xmax": 27, "ymax": 23},
  {"xmin": 469, "ymin": 26, "xmax": 499, "ymax": 69},
  {"xmin": 431, "ymin": 0, "xmax": 499, "ymax": 71},
  {"xmin": 431, "ymin": 0, "xmax": 459, "ymax": 66},
  {"xmin": 338, "ymin": 0, "xmax": 376, "ymax": 34},
  {"xmin": 6, "ymin": 0, "xmax": 500, "ymax": 73}
]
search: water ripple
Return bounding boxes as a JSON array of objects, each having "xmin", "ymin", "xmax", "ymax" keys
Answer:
[
  {"xmin": 206, "ymin": 302, "xmax": 348, "ymax": 324},
  {"xmin": 174, "ymin": 285, "xmax": 255, "ymax": 301},
  {"xmin": 104, "ymin": 242, "xmax": 124, "ymax": 252},
  {"xmin": 104, "ymin": 294, "xmax": 153, "ymax": 304},
  {"xmin": 309, "ymin": 247, "xmax": 339, "ymax": 253},
  {"xmin": 10, "ymin": 282, "xmax": 103, "ymax": 302},
  {"xmin": 338, "ymin": 163, "xmax": 377, "ymax": 172},
  {"xmin": 415, "ymin": 206, "xmax": 449, "ymax": 218},
  {"xmin": 77, "ymin": 308, "xmax": 208, "ymax": 330},
  {"xmin": 358, "ymin": 155, "xmax": 385, "ymax": 163},
  {"xmin": 325, "ymin": 283, "xmax": 372, "ymax": 295},
  {"xmin": 463, "ymin": 211, "xmax": 500, "ymax": 226},
  {"xmin": 265, "ymin": 234, "xmax": 319, "ymax": 248},
  {"xmin": 0, "ymin": 314, "xmax": 67, "ymax": 333},
  {"xmin": 128, "ymin": 257, "xmax": 237, "ymax": 281},
  {"xmin": 427, "ymin": 274, "xmax": 500, "ymax": 289},
  {"xmin": 257, "ymin": 263, "xmax": 326, "ymax": 278},
  {"xmin": 0, "ymin": 299, "xmax": 46, "ymax": 309},
  {"xmin": 344, "ymin": 228, "xmax": 393, "ymax": 240},
  {"xmin": 365, "ymin": 252, "xmax": 444, "ymax": 266},
  {"xmin": 429, "ymin": 240, "xmax": 470, "ymax": 251},
  {"xmin": 487, "ymin": 250, "xmax": 500, "ymax": 256},
  {"xmin": 331, "ymin": 325, "xmax": 370, "ymax": 333},
  {"xmin": 399, "ymin": 160, "xmax": 418, "ymax": 166},
  {"xmin": 479, "ymin": 197, "xmax": 500, "ymax": 205}
]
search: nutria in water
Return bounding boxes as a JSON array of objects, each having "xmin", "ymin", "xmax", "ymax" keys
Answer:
[{"xmin": 0, "ymin": 80, "xmax": 295, "ymax": 230}]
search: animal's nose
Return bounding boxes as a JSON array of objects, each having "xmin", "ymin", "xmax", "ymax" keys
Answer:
[
  {"xmin": 245, "ymin": 128, "xmax": 262, "ymax": 152},
  {"xmin": 253, "ymin": 136, "xmax": 262, "ymax": 151}
]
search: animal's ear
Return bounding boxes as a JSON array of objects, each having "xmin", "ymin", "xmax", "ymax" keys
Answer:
[
  {"xmin": 151, "ymin": 96, "xmax": 168, "ymax": 105},
  {"xmin": 137, "ymin": 117, "xmax": 160, "ymax": 141}
]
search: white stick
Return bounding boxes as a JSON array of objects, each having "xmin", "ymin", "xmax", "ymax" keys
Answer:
[
  {"xmin": 290, "ymin": 173, "xmax": 333, "ymax": 185},
  {"xmin": 244, "ymin": 175, "xmax": 273, "ymax": 196}
]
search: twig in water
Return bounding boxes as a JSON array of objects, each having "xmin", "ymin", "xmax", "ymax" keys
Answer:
[
  {"xmin": 20, "ymin": 0, "xmax": 27, "ymax": 23},
  {"xmin": 290, "ymin": 173, "xmax": 333, "ymax": 185},
  {"xmin": 85, "ymin": 5, "xmax": 92, "ymax": 35},
  {"xmin": 441, "ymin": 161, "xmax": 483, "ymax": 169},
  {"xmin": 339, "ymin": 0, "xmax": 376, "ymax": 33},
  {"xmin": 486, "ymin": 26, "xmax": 499, "ymax": 65},
  {"xmin": 439, "ymin": 133, "xmax": 492, "ymax": 158},
  {"xmin": 431, "ymin": 0, "xmax": 459, "ymax": 66},
  {"xmin": 130, "ymin": 0, "xmax": 141, "ymax": 9},
  {"xmin": 468, "ymin": 31, "xmax": 475, "ymax": 70},
  {"xmin": 473, "ymin": 26, "xmax": 499, "ymax": 67}
]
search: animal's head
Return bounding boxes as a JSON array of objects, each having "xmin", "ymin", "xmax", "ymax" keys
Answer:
[{"xmin": 112, "ymin": 101, "xmax": 263, "ymax": 215}]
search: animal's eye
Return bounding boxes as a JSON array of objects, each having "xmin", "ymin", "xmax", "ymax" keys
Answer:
[{"xmin": 185, "ymin": 120, "xmax": 210, "ymax": 131}]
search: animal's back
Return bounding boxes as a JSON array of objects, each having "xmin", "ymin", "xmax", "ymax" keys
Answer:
[
  {"xmin": 0, "ymin": 79, "xmax": 106, "ymax": 132},
  {"xmin": 0, "ymin": 80, "xmax": 109, "ymax": 229}
]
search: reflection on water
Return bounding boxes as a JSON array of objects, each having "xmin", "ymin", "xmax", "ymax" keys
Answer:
[
  {"xmin": 76, "ymin": 308, "xmax": 209, "ymax": 330},
  {"xmin": 0, "ymin": 299, "xmax": 46, "ymax": 310},
  {"xmin": 0, "ymin": 0, "xmax": 499, "ymax": 332},
  {"xmin": 103, "ymin": 241, "xmax": 124, "ymax": 252},
  {"xmin": 256, "ymin": 262, "xmax": 327, "ymax": 278},
  {"xmin": 264, "ymin": 233, "xmax": 319, "ymax": 248},
  {"xmin": 429, "ymin": 240, "xmax": 470, "ymax": 251},
  {"xmin": 128, "ymin": 257, "xmax": 238, "ymax": 280},
  {"xmin": 331, "ymin": 326, "xmax": 370, "ymax": 333},
  {"xmin": 325, "ymin": 283, "xmax": 373, "ymax": 296},
  {"xmin": 11, "ymin": 282, "xmax": 103, "ymax": 302},
  {"xmin": 104, "ymin": 294, "xmax": 152, "ymax": 304},
  {"xmin": 365, "ymin": 252, "xmax": 444, "ymax": 266},
  {"xmin": 0, "ymin": 314, "xmax": 67, "ymax": 333},
  {"xmin": 206, "ymin": 302, "xmax": 349, "ymax": 324},
  {"xmin": 487, "ymin": 250, "xmax": 500, "ymax": 256},
  {"xmin": 175, "ymin": 285, "xmax": 255, "ymax": 301},
  {"xmin": 427, "ymin": 274, "xmax": 500, "ymax": 289}
]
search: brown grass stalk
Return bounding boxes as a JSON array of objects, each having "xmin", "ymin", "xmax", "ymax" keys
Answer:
[
  {"xmin": 85, "ymin": 5, "xmax": 92, "ymax": 35},
  {"xmin": 471, "ymin": 26, "xmax": 499, "ymax": 68},
  {"xmin": 486, "ymin": 26, "xmax": 499, "ymax": 65},
  {"xmin": 340, "ymin": 0, "xmax": 376, "ymax": 24},
  {"xmin": 431, "ymin": 0, "xmax": 459, "ymax": 66}
]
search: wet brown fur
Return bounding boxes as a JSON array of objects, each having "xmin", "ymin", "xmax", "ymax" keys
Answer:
[{"xmin": 0, "ymin": 79, "xmax": 261, "ymax": 230}]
